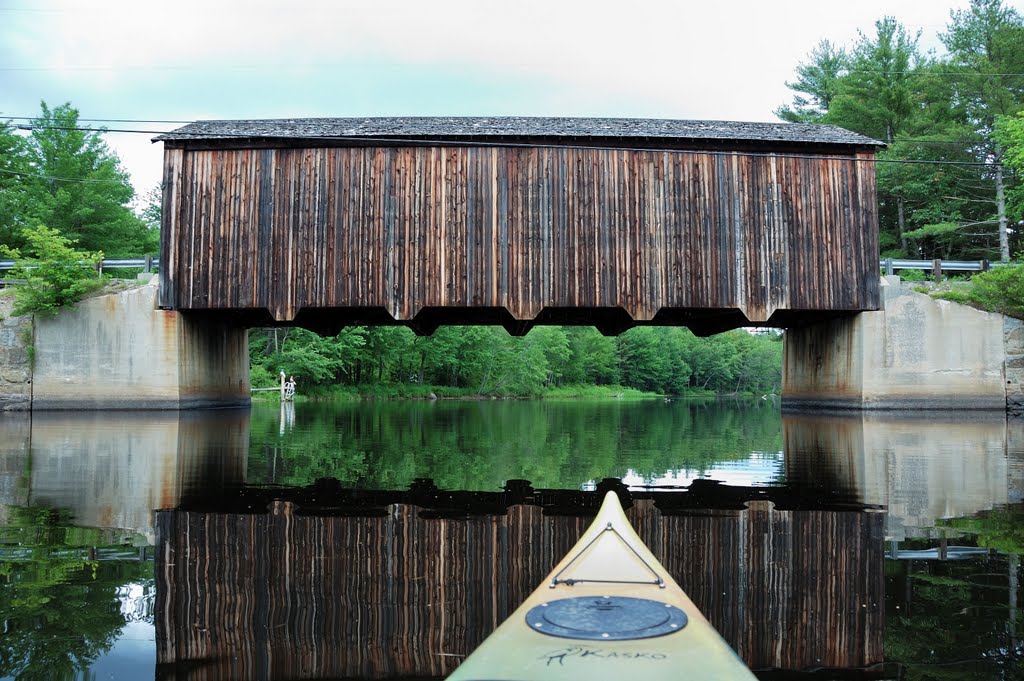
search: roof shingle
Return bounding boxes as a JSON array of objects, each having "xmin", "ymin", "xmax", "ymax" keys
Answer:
[{"xmin": 156, "ymin": 116, "xmax": 883, "ymax": 148}]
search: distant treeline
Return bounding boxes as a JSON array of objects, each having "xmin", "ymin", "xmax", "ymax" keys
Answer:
[{"xmin": 249, "ymin": 325, "xmax": 782, "ymax": 398}]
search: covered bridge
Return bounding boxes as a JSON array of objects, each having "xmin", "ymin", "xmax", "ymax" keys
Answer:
[{"xmin": 157, "ymin": 117, "xmax": 883, "ymax": 336}]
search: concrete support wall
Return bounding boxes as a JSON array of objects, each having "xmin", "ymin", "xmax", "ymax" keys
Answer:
[
  {"xmin": 0, "ymin": 282, "xmax": 250, "ymax": 410},
  {"xmin": 0, "ymin": 316, "xmax": 32, "ymax": 410},
  {"xmin": 784, "ymin": 277, "xmax": 1008, "ymax": 410},
  {"xmin": 1003, "ymin": 317, "xmax": 1024, "ymax": 413}
]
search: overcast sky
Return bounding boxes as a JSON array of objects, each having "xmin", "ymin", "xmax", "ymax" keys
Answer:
[{"xmin": 1, "ymin": 0, "xmax": 1014, "ymax": 200}]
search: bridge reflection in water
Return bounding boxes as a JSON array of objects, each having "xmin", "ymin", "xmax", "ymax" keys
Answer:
[
  {"xmin": 3, "ymin": 406, "xmax": 1021, "ymax": 679},
  {"xmin": 155, "ymin": 484, "xmax": 884, "ymax": 679},
  {"xmin": 783, "ymin": 411, "xmax": 1015, "ymax": 540}
]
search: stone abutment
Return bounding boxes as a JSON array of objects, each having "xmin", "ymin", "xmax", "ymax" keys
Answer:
[
  {"xmin": 0, "ymin": 281, "xmax": 249, "ymax": 411},
  {"xmin": 783, "ymin": 276, "xmax": 1014, "ymax": 411}
]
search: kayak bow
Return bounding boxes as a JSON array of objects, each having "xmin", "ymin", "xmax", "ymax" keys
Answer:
[{"xmin": 446, "ymin": 490, "xmax": 757, "ymax": 680}]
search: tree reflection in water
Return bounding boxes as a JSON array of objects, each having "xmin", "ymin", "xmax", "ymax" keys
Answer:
[
  {"xmin": 885, "ymin": 506, "xmax": 1024, "ymax": 679},
  {"xmin": 0, "ymin": 505, "xmax": 153, "ymax": 680}
]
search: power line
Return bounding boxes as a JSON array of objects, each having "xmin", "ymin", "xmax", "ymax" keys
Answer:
[
  {"xmin": 846, "ymin": 68, "xmax": 1024, "ymax": 77},
  {"xmin": 0, "ymin": 167, "xmax": 130, "ymax": 184},
  {"xmin": 0, "ymin": 64, "xmax": 282, "ymax": 72},
  {"xmin": 1, "ymin": 115, "xmax": 190, "ymax": 124},
  {"xmin": 3, "ymin": 61, "xmax": 1024, "ymax": 76}
]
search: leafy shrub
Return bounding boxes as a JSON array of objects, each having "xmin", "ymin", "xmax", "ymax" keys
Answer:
[
  {"xmin": 932, "ymin": 288, "xmax": 971, "ymax": 304},
  {"xmin": 249, "ymin": 365, "xmax": 278, "ymax": 388},
  {"xmin": 0, "ymin": 226, "xmax": 105, "ymax": 317},
  {"xmin": 897, "ymin": 268, "xmax": 928, "ymax": 282},
  {"xmin": 932, "ymin": 263, "xmax": 1024, "ymax": 319}
]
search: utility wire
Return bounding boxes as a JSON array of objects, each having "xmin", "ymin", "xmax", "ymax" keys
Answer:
[
  {"xmin": 3, "ymin": 62, "xmax": 1024, "ymax": 75},
  {"xmin": 1, "ymin": 115, "xmax": 191, "ymax": 124},
  {"xmin": 0, "ymin": 167, "xmax": 130, "ymax": 184},
  {"xmin": 846, "ymin": 68, "xmax": 1024, "ymax": 77},
  {"xmin": 0, "ymin": 64, "xmax": 286, "ymax": 72}
]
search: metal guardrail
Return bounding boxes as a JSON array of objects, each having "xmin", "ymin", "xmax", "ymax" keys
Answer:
[
  {"xmin": 0, "ymin": 257, "xmax": 995, "ymax": 273},
  {"xmin": 0, "ymin": 256, "xmax": 1005, "ymax": 283},
  {"xmin": 880, "ymin": 257, "xmax": 997, "ymax": 277},
  {"xmin": 0, "ymin": 257, "xmax": 160, "ymax": 273}
]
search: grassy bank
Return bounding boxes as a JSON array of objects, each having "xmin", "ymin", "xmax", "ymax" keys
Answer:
[{"xmin": 250, "ymin": 383, "xmax": 685, "ymax": 401}]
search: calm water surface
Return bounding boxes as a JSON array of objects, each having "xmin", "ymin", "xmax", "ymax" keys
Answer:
[{"xmin": 0, "ymin": 399, "xmax": 1022, "ymax": 680}]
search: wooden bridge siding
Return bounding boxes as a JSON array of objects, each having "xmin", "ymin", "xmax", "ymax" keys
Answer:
[
  {"xmin": 160, "ymin": 145, "xmax": 878, "ymax": 322},
  {"xmin": 156, "ymin": 501, "xmax": 883, "ymax": 678}
]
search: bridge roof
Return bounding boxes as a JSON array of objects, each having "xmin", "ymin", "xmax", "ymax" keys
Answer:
[{"xmin": 157, "ymin": 116, "xmax": 883, "ymax": 149}]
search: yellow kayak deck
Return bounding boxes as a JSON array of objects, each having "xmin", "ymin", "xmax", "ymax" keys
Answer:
[{"xmin": 447, "ymin": 491, "xmax": 757, "ymax": 680}]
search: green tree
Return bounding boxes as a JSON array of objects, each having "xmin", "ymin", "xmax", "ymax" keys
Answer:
[
  {"xmin": 0, "ymin": 225, "xmax": 105, "ymax": 317},
  {"xmin": 352, "ymin": 327, "xmax": 416, "ymax": 384},
  {"xmin": 831, "ymin": 18, "xmax": 947, "ymax": 258},
  {"xmin": 778, "ymin": 5, "xmax": 1024, "ymax": 262},
  {"xmin": 250, "ymin": 326, "xmax": 367, "ymax": 386},
  {"xmin": 246, "ymin": 321, "xmax": 783, "ymax": 397},
  {"xmin": 879, "ymin": 70, "xmax": 981, "ymax": 260},
  {"xmin": 941, "ymin": 0, "xmax": 1024, "ymax": 261},
  {"xmin": 0, "ymin": 120, "xmax": 32, "ymax": 251},
  {"xmin": 828, "ymin": 18, "xmax": 923, "ymax": 143},
  {"xmin": 138, "ymin": 184, "xmax": 162, "ymax": 232},
  {"xmin": 457, "ymin": 328, "xmax": 549, "ymax": 396},
  {"xmin": 775, "ymin": 40, "xmax": 848, "ymax": 123},
  {"xmin": 616, "ymin": 327, "xmax": 672, "ymax": 392},
  {"xmin": 688, "ymin": 333, "xmax": 740, "ymax": 392},
  {"xmin": 21, "ymin": 102, "xmax": 156, "ymax": 257},
  {"xmin": 997, "ymin": 110, "xmax": 1024, "ymax": 224},
  {"xmin": 730, "ymin": 332, "xmax": 783, "ymax": 394},
  {"xmin": 529, "ymin": 326, "xmax": 571, "ymax": 386},
  {"xmin": 563, "ymin": 327, "xmax": 620, "ymax": 385}
]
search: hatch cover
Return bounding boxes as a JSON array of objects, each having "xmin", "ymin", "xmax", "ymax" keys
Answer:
[{"xmin": 525, "ymin": 596, "xmax": 687, "ymax": 641}]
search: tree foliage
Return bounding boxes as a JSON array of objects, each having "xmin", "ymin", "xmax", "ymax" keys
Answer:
[
  {"xmin": 775, "ymin": 40, "xmax": 848, "ymax": 123},
  {"xmin": 933, "ymin": 261, "xmax": 1024, "ymax": 318},
  {"xmin": 777, "ymin": 1, "xmax": 1024, "ymax": 262},
  {"xmin": 0, "ymin": 505, "xmax": 153, "ymax": 680},
  {"xmin": 0, "ymin": 225, "xmax": 105, "ymax": 317},
  {"xmin": 0, "ymin": 120, "xmax": 32, "ymax": 251},
  {"xmin": 997, "ymin": 109, "xmax": 1024, "ymax": 225},
  {"xmin": 250, "ymin": 324, "xmax": 783, "ymax": 397},
  {"xmin": 0, "ymin": 102, "xmax": 157, "ymax": 257}
]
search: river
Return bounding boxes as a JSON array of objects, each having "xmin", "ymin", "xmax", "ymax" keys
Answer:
[{"xmin": 0, "ymin": 398, "xmax": 1021, "ymax": 679}]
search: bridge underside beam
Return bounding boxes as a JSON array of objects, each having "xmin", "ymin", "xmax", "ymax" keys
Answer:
[{"xmin": 186, "ymin": 305, "xmax": 856, "ymax": 337}]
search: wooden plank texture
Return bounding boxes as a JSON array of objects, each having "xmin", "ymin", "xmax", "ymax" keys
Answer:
[{"xmin": 159, "ymin": 144, "xmax": 880, "ymax": 326}]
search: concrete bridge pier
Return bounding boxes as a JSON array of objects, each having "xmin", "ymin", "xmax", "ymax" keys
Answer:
[
  {"xmin": 0, "ymin": 281, "xmax": 250, "ymax": 410},
  {"xmin": 783, "ymin": 276, "xmax": 1015, "ymax": 411}
]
